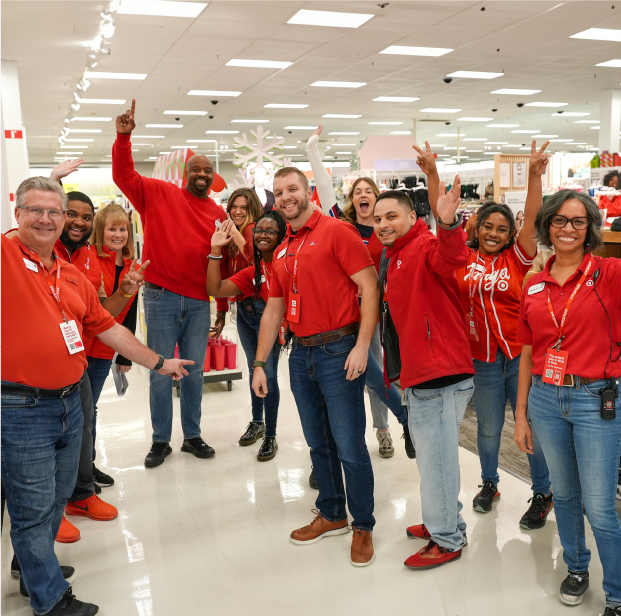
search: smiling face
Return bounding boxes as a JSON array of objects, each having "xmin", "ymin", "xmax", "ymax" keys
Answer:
[
  {"xmin": 228, "ymin": 196, "xmax": 248, "ymax": 228},
  {"xmin": 60, "ymin": 199, "xmax": 94, "ymax": 251},
  {"xmin": 549, "ymin": 198, "xmax": 588, "ymax": 255},
  {"xmin": 352, "ymin": 180, "xmax": 377, "ymax": 222},
  {"xmin": 16, "ymin": 189, "xmax": 65, "ymax": 252},
  {"xmin": 608, "ymin": 174, "xmax": 619, "ymax": 189},
  {"xmin": 103, "ymin": 216, "xmax": 129, "ymax": 252},
  {"xmin": 374, "ymin": 198, "xmax": 417, "ymax": 247},
  {"xmin": 185, "ymin": 155, "xmax": 214, "ymax": 197},
  {"xmin": 476, "ymin": 212, "xmax": 512, "ymax": 256},
  {"xmin": 274, "ymin": 171, "xmax": 311, "ymax": 224},
  {"xmin": 253, "ymin": 217, "xmax": 280, "ymax": 256}
]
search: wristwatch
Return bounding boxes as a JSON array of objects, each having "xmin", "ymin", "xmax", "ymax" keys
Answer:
[
  {"xmin": 253, "ymin": 360, "xmax": 266, "ymax": 369},
  {"xmin": 153, "ymin": 355, "xmax": 165, "ymax": 371}
]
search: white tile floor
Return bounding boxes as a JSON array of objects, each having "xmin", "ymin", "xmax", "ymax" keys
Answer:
[{"xmin": 1, "ymin": 348, "xmax": 611, "ymax": 616}]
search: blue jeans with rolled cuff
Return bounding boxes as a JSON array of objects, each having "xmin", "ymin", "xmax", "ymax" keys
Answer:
[
  {"xmin": 86, "ymin": 356, "xmax": 113, "ymax": 461},
  {"xmin": 289, "ymin": 332, "xmax": 375, "ymax": 530},
  {"xmin": 528, "ymin": 375, "xmax": 621, "ymax": 608},
  {"xmin": 236, "ymin": 298, "xmax": 280, "ymax": 437},
  {"xmin": 1, "ymin": 383, "xmax": 83, "ymax": 615},
  {"xmin": 143, "ymin": 286, "xmax": 210, "ymax": 443}
]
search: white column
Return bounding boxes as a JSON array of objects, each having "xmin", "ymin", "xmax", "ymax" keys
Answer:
[
  {"xmin": 599, "ymin": 89, "xmax": 621, "ymax": 154},
  {"xmin": 1, "ymin": 60, "xmax": 30, "ymax": 231}
]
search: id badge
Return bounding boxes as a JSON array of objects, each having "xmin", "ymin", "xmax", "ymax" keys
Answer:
[
  {"xmin": 468, "ymin": 315, "xmax": 480, "ymax": 342},
  {"xmin": 287, "ymin": 294, "xmax": 301, "ymax": 323},
  {"xmin": 59, "ymin": 320, "xmax": 84, "ymax": 355},
  {"xmin": 279, "ymin": 319, "xmax": 288, "ymax": 345},
  {"xmin": 542, "ymin": 348, "xmax": 569, "ymax": 386}
]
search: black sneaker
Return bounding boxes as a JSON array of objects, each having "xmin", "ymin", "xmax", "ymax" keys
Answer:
[
  {"xmin": 40, "ymin": 587, "xmax": 98, "ymax": 616},
  {"xmin": 473, "ymin": 481, "xmax": 500, "ymax": 513},
  {"xmin": 238, "ymin": 421, "xmax": 265, "ymax": 446},
  {"xmin": 519, "ymin": 493, "xmax": 553, "ymax": 530},
  {"xmin": 20, "ymin": 566, "xmax": 75, "ymax": 597},
  {"xmin": 309, "ymin": 467, "xmax": 318, "ymax": 490},
  {"xmin": 144, "ymin": 442, "xmax": 172, "ymax": 468},
  {"xmin": 560, "ymin": 570, "xmax": 589, "ymax": 605},
  {"xmin": 603, "ymin": 606, "xmax": 621, "ymax": 615},
  {"xmin": 181, "ymin": 437, "xmax": 215, "ymax": 459},
  {"xmin": 93, "ymin": 465, "xmax": 114, "ymax": 487},
  {"xmin": 402, "ymin": 425, "xmax": 416, "ymax": 459},
  {"xmin": 257, "ymin": 436, "xmax": 278, "ymax": 462}
]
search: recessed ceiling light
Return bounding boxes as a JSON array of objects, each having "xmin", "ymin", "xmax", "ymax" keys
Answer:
[
  {"xmin": 133, "ymin": 135, "xmax": 164, "ymax": 138},
  {"xmin": 117, "ymin": 0, "xmax": 207, "ymax": 18},
  {"xmin": 511, "ymin": 129, "xmax": 541, "ymax": 133},
  {"xmin": 463, "ymin": 138, "xmax": 487, "ymax": 141},
  {"xmin": 575, "ymin": 120, "xmax": 599, "ymax": 124},
  {"xmin": 64, "ymin": 139, "xmax": 94, "ymax": 142},
  {"xmin": 66, "ymin": 129, "xmax": 102, "ymax": 133},
  {"xmin": 55, "ymin": 151, "xmax": 83, "ymax": 154},
  {"xmin": 550, "ymin": 139, "xmax": 574, "ymax": 142},
  {"xmin": 283, "ymin": 126, "xmax": 318, "ymax": 130},
  {"xmin": 287, "ymin": 9, "xmax": 374, "ymax": 29},
  {"xmin": 170, "ymin": 146, "xmax": 190, "ymax": 149},
  {"xmin": 133, "ymin": 143, "xmax": 152, "ymax": 146},
  {"xmin": 591, "ymin": 126, "xmax": 600, "ymax": 129},
  {"xmin": 148, "ymin": 157, "xmax": 158, "ymax": 160},
  {"xmin": 205, "ymin": 130, "xmax": 239, "ymax": 134},
  {"xmin": 536, "ymin": 135, "xmax": 558, "ymax": 138},
  {"xmin": 484, "ymin": 152, "xmax": 497, "ymax": 154},
  {"xmin": 188, "ymin": 90, "xmax": 241, "ymax": 97},
  {"xmin": 502, "ymin": 144, "xmax": 525, "ymax": 147},
  {"xmin": 231, "ymin": 119, "xmax": 269, "ymax": 123},
  {"xmin": 485, "ymin": 141, "xmax": 508, "ymax": 144},
  {"xmin": 596, "ymin": 59, "xmax": 621, "ymax": 67},
  {"xmin": 146, "ymin": 124, "xmax": 183, "ymax": 128},
  {"xmin": 311, "ymin": 81, "xmax": 366, "ymax": 88},
  {"xmin": 226, "ymin": 59, "xmax": 292, "ymax": 69},
  {"xmin": 71, "ymin": 117, "xmax": 111, "ymax": 122},
  {"xmin": 264, "ymin": 103, "xmax": 308, "ymax": 109},
  {"xmin": 525, "ymin": 102, "xmax": 568, "ymax": 107},
  {"xmin": 283, "ymin": 146, "xmax": 297, "ymax": 149},
  {"xmin": 77, "ymin": 98, "xmax": 126, "ymax": 104},
  {"xmin": 570, "ymin": 28, "xmax": 621, "ymax": 42},
  {"xmin": 159, "ymin": 151, "xmax": 172, "ymax": 154},
  {"xmin": 487, "ymin": 123, "xmax": 519, "ymax": 128},
  {"xmin": 552, "ymin": 112, "xmax": 590, "ymax": 117},
  {"xmin": 446, "ymin": 71, "xmax": 503, "ymax": 79},
  {"xmin": 187, "ymin": 139, "xmax": 214, "ymax": 142},
  {"xmin": 323, "ymin": 114, "xmax": 362, "ymax": 118},
  {"xmin": 164, "ymin": 110, "xmax": 206, "ymax": 115},
  {"xmin": 85, "ymin": 71, "xmax": 146, "ymax": 80},
  {"xmin": 373, "ymin": 96, "xmax": 419, "ymax": 103},
  {"xmin": 369, "ymin": 121, "xmax": 402, "ymax": 125},
  {"xmin": 329, "ymin": 132, "xmax": 359, "ymax": 135},
  {"xmin": 380, "ymin": 45, "xmax": 453, "ymax": 57},
  {"xmin": 60, "ymin": 145, "xmax": 88, "ymax": 148},
  {"xmin": 391, "ymin": 130, "xmax": 412, "ymax": 135},
  {"xmin": 421, "ymin": 108, "xmax": 461, "ymax": 113},
  {"xmin": 465, "ymin": 150, "xmax": 484, "ymax": 152},
  {"xmin": 491, "ymin": 88, "xmax": 541, "ymax": 95},
  {"xmin": 335, "ymin": 151, "xmax": 353, "ymax": 154},
  {"xmin": 457, "ymin": 117, "xmax": 493, "ymax": 122},
  {"xmin": 437, "ymin": 133, "xmax": 465, "ymax": 137}
]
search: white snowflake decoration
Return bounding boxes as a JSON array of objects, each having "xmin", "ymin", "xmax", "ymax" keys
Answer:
[
  {"xmin": 233, "ymin": 125, "xmax": 286, "ymax": 172},
  {"xmin": 229, "ymin": 167, "xmax": 253, "ymax": 191}
]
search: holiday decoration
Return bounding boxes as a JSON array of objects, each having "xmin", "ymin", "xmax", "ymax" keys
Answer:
[{"xmin": 600, "ymin": 150, "xmax": 613, "ymax": 168}]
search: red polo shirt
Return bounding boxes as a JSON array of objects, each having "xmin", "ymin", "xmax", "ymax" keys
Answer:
[
  {"xmin": 1, "ymin": 236, "xmax": 116, "ymax": 389},
  {"xmin": 229, "ymin": 261, "xmax": 271, "ymax": 303},
  {"xmin": 268, "ymin": 210, "xmax": 374, "ymax": 337},
  {"xmin": 54, "ymin": 240, "xmax": 102, "ymax": 290},
  {"xmin": 517, "ymin": 253, "xmax": 621, "ymax": 378}
]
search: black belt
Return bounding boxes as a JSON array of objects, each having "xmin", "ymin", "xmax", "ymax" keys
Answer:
[
  {"xmin": 144, "ymin": 282, "xmax": 163, "ymax": 290},
  {"xmin": 1, "ymin": 382, "xmax": 81, "ymax": 399},
  {"xmin": 294, "ymin": 323, "xmax": 359, "ymax": 347}
]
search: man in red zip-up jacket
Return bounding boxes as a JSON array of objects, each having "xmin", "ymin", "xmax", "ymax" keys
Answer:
[
  {"xmin": 113, "ymin": 99, "xmax": 228, "ymax": 468},
  {"xmin": 375, "ymin": 180, "xmax": 475, "ymax": 570}
]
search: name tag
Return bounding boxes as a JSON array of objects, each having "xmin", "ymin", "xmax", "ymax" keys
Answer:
[
  {"xmin": 261, "ymin": 275, "xmax": 266, "ymax": 283},
  {"xmin": 277, "ymin": 248, "xmax": 287, "ymax": 260},
  {"xmin": 24, "ymin": 258, "xmax": 38, "ymax": 273},
  {"xmin": 528, "ymin": 282, "xmax": 545, "ymax": 295},
  {"xmin": 59, "ymin": 320, "xmax": 84, "ymax": 355}
]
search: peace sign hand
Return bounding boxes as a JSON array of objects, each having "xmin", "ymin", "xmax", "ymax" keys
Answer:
[
  {"xmin": 116, "ymin": 98, "xmax": 136, "ymax": 135},
  {"xmin": 119, "ymin": 258, "xmax": 150, "ymax": 296},
  {"xmin": 436, "ymin": 176, "xmax": 462, "ymax": 226},
  {"xmin": 412, "ymin": 141, "xmax": 438, "ymax": 177},
  {"xmin": 529, "ymin": 140, "xmax": 550, "ymax": 177}
]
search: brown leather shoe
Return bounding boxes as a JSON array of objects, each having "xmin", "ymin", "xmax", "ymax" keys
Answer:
[
  {"xmin": 351, "ymin": 528, "xmax": 375, "ymax": 567},
  {"xmin": 290, "ymin": 509, "xmax": 349, "ymax": 545}
]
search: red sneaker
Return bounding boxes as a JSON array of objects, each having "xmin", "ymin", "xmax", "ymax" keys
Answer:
[
  {"xmin": 404, "ymin": 540, "xmax": 462, "ymax": 570},
  {"xmin": 406, "ymin": 523, "xmax": 431, "ymax": 539},
  {"xmin": 55, "ymin": 515, "xmax": 81, "ymax": 543},
  {"xmin": 65, "ymin": 495, "xmax": 118, "ymax": 521}
]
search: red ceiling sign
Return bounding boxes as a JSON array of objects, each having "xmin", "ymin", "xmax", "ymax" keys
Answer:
[{"xmin": 4, "ymin": 130, "xmax": 23, "ymax": 139}]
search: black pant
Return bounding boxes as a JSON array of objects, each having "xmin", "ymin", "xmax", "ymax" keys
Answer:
[{"xmin": 68, "ymin": 371, "xmax": 95, "ymax": 502}]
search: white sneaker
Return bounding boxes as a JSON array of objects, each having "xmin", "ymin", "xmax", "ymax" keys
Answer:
[{"xmin": 376, "ymin": 429, "xmax": 394, "ymax": 458}]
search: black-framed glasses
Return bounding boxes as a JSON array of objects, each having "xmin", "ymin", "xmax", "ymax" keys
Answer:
[
  {"xmin": 17, "ymin": 205, "xmax": 66, "ymax": 219},
  {"xmin": 253, "ymin": 228, "xmax": 279, "ymax": 237},
  {"xmin": 550, "ymin": 215, "xmax": 589, "ymax": 230}
]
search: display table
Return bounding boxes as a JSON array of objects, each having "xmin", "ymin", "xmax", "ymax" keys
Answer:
[{"xmin": 593, "ymin": 229, "xmax": 621, "ymax": 259}]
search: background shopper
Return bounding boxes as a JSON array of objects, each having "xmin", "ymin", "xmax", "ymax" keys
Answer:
[{"xmin": 226, "ymin": 188, "xmax": 264, "ymax": 279}]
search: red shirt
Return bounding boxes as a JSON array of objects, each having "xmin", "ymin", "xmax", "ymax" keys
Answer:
[
  {"xmin": 54, "ymin": 240, "xmax": 102, "ymax": 290},
  {"xmin": 1, "ymin": 237, "xmax": 116, "ymax": 389},
  {"xmin": 600, "ymin": 194, "xmax": 621, "ymax": 218},
  {"xmin": 112, "ymin": 133, "xmax": 228, "ymax": 309},
  {"xmin": 268, "ymin": 210, "xmax": 374, "ymax": 337},
  {"xmin": 517, "ymin": 253, "xmax": 621, "ymax": 378},
  {"xmin": 229, "ymin": 261, "xmax": 272, "ymax": 302},
  {"xmin": 457, "ymin": 240, "xmax": 535, "ymax": 362}
]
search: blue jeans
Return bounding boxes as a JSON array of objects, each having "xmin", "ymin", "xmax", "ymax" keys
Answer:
[
  {"xmin": 236, "ymin": 298, "xmax": 280, "ymax": 437},
  {"xmin": 368, "ymin": 324, "xmax": 408, "ymax": 429},
  {"xmin": 528, "ymin": 376, "xmax": 621, "ymax": 607},
  {"xmin": 1, "ymin": 383, "xmax": 83, "ymax": 615},
  {"xmin": 144, "ymin": 287, "xmax": 210, "ymax": 443},
  {"xmin": 86, "ymin": 356, "xmax": 113, "ymax": 461},
  {"xmin": 406, "ymin": 377, "xmax": 475, "ymax": 551},
  {"xmin": 289, "ymin": 332, "xmax": 375, "ymax": 530},
  {"xmin": 473, "ymin": 351, "xmax": 550, "ymax": 494}
]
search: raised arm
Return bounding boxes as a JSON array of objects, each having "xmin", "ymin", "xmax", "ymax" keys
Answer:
[
  {"xmin": 307, "ymin": 126, "xmax": 337, "ymax": 215},
  {"xmin": 207, "ymin": 221, "xmax": 243, "ymax": 297},
  {"xmin": 413, "ymin": 141, "xmax": 440, "ymax": 219},
  {"xmin": 520, "ymin": 140, "xmax": 550, "ymax": 258},
  {"xmin": 49, "ymin": 158, "xmax": 84, "ymax": 183}
]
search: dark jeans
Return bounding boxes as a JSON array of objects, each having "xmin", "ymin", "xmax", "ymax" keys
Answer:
[
  {"xmin": 1, "ymin": 382, "xmax": 83, "ymax": 615},
  {"xmin": 236, "ymin": 298, "xmax": 280, "ymax": 437},
  {"xmin": 69, "ymin": 371, "xmax": 96, "ymax": 502},
  {"xmin": 86, "ymin": 356, "xmax": 113, "ymax": 461},
  {"xmin": 289, "ymin": 332, "xmax": 375, "ymax": 530}
]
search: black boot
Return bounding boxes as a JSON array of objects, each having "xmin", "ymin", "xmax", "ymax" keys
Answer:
[{"xmin": 257, "ymin": 437, "xmax": 278, "ymax": 461}]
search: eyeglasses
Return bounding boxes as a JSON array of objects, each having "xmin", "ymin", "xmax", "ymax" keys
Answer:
[
  {"xmin": 18, "ymin": 205, "xmax": 66, "ymax": 220},
  {"xmin": 550, "ymin": 215, "xmax": 589, "ymax": 230},
  {"xmin": 253, "ymin": 228, "xmax": 279, "ymax": 238}
]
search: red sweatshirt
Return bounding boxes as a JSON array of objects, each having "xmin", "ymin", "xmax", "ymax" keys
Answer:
[
  {"xmin": 112, "ymin": 133, "xmax": 228, "ymax": 309},
  {"xmin": 385, "ymin": 217, "xmax": 474, "ymax": 388}
]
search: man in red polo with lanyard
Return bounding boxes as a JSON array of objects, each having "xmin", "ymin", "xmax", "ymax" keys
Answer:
[
  {"xmin": 251, "ymin": 166, "xmax": 380, "ymax": 567},
  {"xmin": 1, "ymin": 176, "xmax": 193, "ymax": 616}
]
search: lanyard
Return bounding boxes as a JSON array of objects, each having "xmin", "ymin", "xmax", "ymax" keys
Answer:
[
  {"xmin": 546, "ymin": 256, "xmax": 592, "ymax": 349},
  {"xmin": 284, "ymin": 229, "xmax": 310, "ymax": 295},
  {"xmin": 262, "ymin": 262, "xmax": 271, "ymax": 292},
  {"xmin": 27, "ymin": 248, "xmax": 68, "ymax": 323}
]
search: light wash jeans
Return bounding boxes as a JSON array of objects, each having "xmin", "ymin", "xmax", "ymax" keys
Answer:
[
  {"xmin": 473, "ymin": 350, "xmax": 550, "ymax": 495},
  {"xmin": 406, "ymin": 377, "xmax": 475, "ymax": 551},
  {"xmin": 528, "ymin": 375, "xmax": 621, "ymax": 608},
  {"xmin": 143, "ymin": 287, "xmax": 210, "ymax": 443}
]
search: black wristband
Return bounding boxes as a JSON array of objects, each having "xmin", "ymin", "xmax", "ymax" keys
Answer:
[{"xmin": 153, "ymin": 355, "xmax": 165, "ymax": 371}]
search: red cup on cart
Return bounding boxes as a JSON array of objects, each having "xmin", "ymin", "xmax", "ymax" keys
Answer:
[
  {"xmin": 224, "ymin": 342, "xmax": 237, "ymax": 369},
  {"xmin": 212, "ymin": 344, "xmax": 225, "ymax": 371}
]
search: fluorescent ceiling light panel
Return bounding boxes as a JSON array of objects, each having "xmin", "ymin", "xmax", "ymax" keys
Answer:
[
  {"xmin": 146, "ymin": 124, "xmax": 183, "ymax": 128},
  {"xmin": 284, "ymin": 126, "xmax": 318, "ymax": 130},
  {"xmin": 466, "ymin": 150, "xmax": 483, "ymax": 152},
  {"xmin": 188, "ymin": 90, "xmax": 241, "ymax": 97},
  {"xmin": 336, "ymin": 151, "xmax": 353, "ymax": 154},
  {"xmin": 226, "ymin": 59, "xmax": 292, "ymax": 69},
  {"xmin": 463, "ymin": 138, "xmax": 488, "ymax": 141},
  {"xmin": 591, "ymin": 126, "xmax": 600, "ymax": 129},
  {"xmin": 323, "ymin": 114, "xmax": 362, "ymax": 118},
  {"xmin": 487, "ymin": 123, "xmax": 519, "ymax": 128},
  {"xmin": 457, "ymin": 117, "xmax": 492, "ymax": 122},
  {"xmin": 117, "ymin": 0, "xmax": 207, "ymax": 18},
  {"xmin": 77, "ymin": 98, "xmax": 125, "ymax": 104},
  {"xmin": 491, "ymin": 88, "xmax": 540, "ymax": 95},
  {"xmin": 60, "ymin": 145, "xmax": 88, "ymax": 148},
  {"xmin": 437, "ymin": 133, "xmax": 464, "ymax": 137},
  {"xmin": 570, "ymin": 28, "xmax": 621, "ymax": 42},
  {"xmin": 380, "ymin": 45, "xmax": 452, "ymax": 57},
  {"xmin": 287, "ymin": 9, "xmax": 374, "ymax": 29},
  {"xmin": 231, "ymin": 119, "xmax": 269, "ymax": 123},
  {"xmin": 391, "ymin": 131, "xmax": 411, "ymax": 135},
  {"xmin": 64, "ymin": 139, "xmax": 94, "ymax": 142},
  {"xmin": 369, "ymin": 121, "xmax": 402, "ymax": 125},
  {"xmin": 164, "ymin": 110, "xmax": 206, "ymax": 115},
  {"xmin": 336, "ymin": 143, "xmax": 356, "ymax": 146},
  {"xmin": 536, "ymin": 135, "xmax": 558, "ymax": 138},
  {"xmin": 575, "ymin": 120, "xmax": 599, "ymax": 124},
  {"xmin": 373, "ymin": 96, "xmax": 419, "ymax": 103},
  {"xmin": 71, "ymin": 117, "xmax": 111, "ymax": 122},
  {"xmin": 446, "ymin": 71, "xmax": 503, "ymax": 79},
  {"xmin": 553, "ymin": 112, "xmax": 589, "ymax": 117},
  {"xmin": 85, "ymin": 71, "xmax": 146, "ymax": 80},
  {"xmin": 264, "ymin": 103, "xmax": 308, "ymax": 109},
  {"xmin": 421, "ymin": 108, "xmax": 460, "ymax": 113},
  {"xmin": 148, "ymin": 157, "xmax": 158, "ymax": 160},
  {"xmin": 525, "ymin": 102, "xmax": 568, "ymax": 107},
  {"xmin": 311, "ymin": 81, "xmax": 366, "ymax": 88},
  {"xmin": 66, "ymin": 129, "xmax": 101, "ymax": 133},
  {"xmin": 550, "ymin": 139, "xmax": 574, "ymax": 142},
  {"xmin": 511, "ymin": 129, "xmax": 541, "ymax": 133},
  {"xmin": 159, "ymin": 152, "xmax": 172, "ymax": 154},
  {"xmin": 283, "ymin": 146, "xmax": 297, "ymax": 149},
  {"xmin": 55, "ymin": 151, "xmax": 83, "ymax": 154},
  {"xmin": 329, "ymin": 132, "xmax": 359, "ymax": 135},
  {"xmin": 205, "ymin": 130, "xmax": 239, "ymax": 134},
  {"xmin": 133, "ymin": 135, "xmax": 164, "ymax": 138},
  {"xmin": 596, "ymin": 59, "xmax": 621, "ymax": 67}
]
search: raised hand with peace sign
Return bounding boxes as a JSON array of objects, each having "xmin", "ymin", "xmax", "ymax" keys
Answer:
[
  {"xmin": 528, "ymin": 139, "xmax": 550, "ymax": 177},
  {"xmin": 412, "ymin": 141, "xmax": 439, "ymax": 177},
  {"xmin": 116, "ymin": 98, "xmax": 136, "ymax": 135},
  {"xmin": 119, "ymin": 258, "xmax": 150, "ymax": 296}
]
